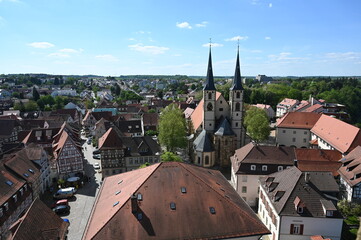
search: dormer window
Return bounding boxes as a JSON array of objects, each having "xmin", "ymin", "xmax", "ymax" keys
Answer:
[
  {"xmin": 262, "ymin": 165, "xmax": 268, "ymax": 171},
  {"xmin": 251, "ymin": 165, "xmax": 256, "ymax": 171},
  {"xmin": 297, "ymin": 206, "xmax": 303, "ymax": 213}
]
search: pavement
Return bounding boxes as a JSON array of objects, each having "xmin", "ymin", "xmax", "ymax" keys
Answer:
[{"xmin": 42, "ymin": 135, "xmax": 102, "ymax": 240}]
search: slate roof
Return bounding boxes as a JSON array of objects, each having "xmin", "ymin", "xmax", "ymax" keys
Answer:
[
  {"xmin": 214, "ymin": 117, "xmax": 235, "ymax": 136},
  {"xmin": 83, "ymin": 162, "xmax": 270, "ymax": 240},
  {"xmin": 338, "ymin": 146, "xmax": 361, "ymax": 187},
  {"xmin": 295, "ymin": 148, "xmax": 342, "ymax": 176},
  {"xmin": 311, "ymin": 114, "xmax": 361, "ymax": 153},
  {"xmin": 0, "ymin": 165, "xmax": 26, "ymax": 206},
  {"xmin": 230, "ymin": 48, "xmax": 244, "ymax": 91},
  {"xmin": 193, "ymin": 129, "xmax": 215, "ymax": 152},
  {"xmin": 9, "ymin": 198, "xmax": 69, "ymax": 240},
  {"xmin": 98, "ymin": 127, "xmax": 124, "ymax": 150},
  {"xmin": 276, "ymin": 112, "xmax": 322, "ymax": 129},
  {"xmin": 120, "ymin": 136, "xmax": 161, "ymax": 157},
  {"xmin": 142, "ymin": 113, "xmax": 159, "ymax": 127},
  {"xmin": 260, "ymin": 166, "xmax": 341, "ymax": 218},
  {"xmin": 203, "ymin": 49, "xmax": 216, "ymax": 91},
  {"xmin": 0, "ymin": 119, "xmax": 21, "ymax": 137},
  {"xmin": 232, "ymin": 142, "xmax": 295, "ymax": 174}
]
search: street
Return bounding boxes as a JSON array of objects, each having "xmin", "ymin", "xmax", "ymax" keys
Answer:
[{"xmin": 61, "ymin": 136, "xmax": 102, "ymax": 240}]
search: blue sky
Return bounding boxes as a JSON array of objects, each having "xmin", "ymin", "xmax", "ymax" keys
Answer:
[{"xmin": 0, "ymin": 0, "xmax": 360, "ymax": 76}]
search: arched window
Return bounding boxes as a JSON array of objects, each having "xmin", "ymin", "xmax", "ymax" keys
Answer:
[
  {"xmin": 208, "ymin": 92, "xmax": 212, "ymax": 100},
  {"xmin": 236, "ymin": 92, "xmax": 240, "ymax": 99},
  {"xmin": 235, "ymin": 102, "xmax": 240, "ymax": 111},
  {"xmin": 207, "ymin": 103, "xmax": 213, "ymax": 111},
  {"xmin": 205, "ymin": 156, "xmax": 210, "ymax": 165}
]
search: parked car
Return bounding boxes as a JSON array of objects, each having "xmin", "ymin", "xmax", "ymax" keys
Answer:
[
  {"xmin": 51, "ymin": 199, "xmax": 69, "ymax": 208},
  {"xmin": 93, "ymin": 149, "xmax": 101, "ymax": 155},
  {"xmin": 52, "ymin": 205, "xmax": 70, "ymax": 215},
  {"xmin": 94, "ymin": 162, "xmax": 100, "ymax": 169},
  {"xmin": 93, "ymin": 154, "xmax": 101, "ymax": 159},
  {"xmin": 53, "ymin": 187, "xmax": 76, "ymax": 199}
]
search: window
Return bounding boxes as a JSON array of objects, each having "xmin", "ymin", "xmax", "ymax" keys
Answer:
[
  {"xmin": 236, "ymin": 92, "xmax": 241, "ymax": 99},
  {"xmin": 304, "ymin": 131, "xmax": 307, "ymax": 135},
  {"xmin": 235, "ymin": 102, "xmax": 240, "ymax": 111},
  {"xmin": 219, "ymin": 108, "xmax": 223, "ymax": 111},
  {"xmin": 251, "ymin": 165, "xmax": 256, "ymax": 171},
  {"xmin": 4, "ymin": 203, "xmax": 9, "ymax": 211},
  {"xmin": 209, "ymin": 207, "xmax": 216, "ymax": 214},
  {"xmin": 242, "ymin": 175, "xmax": 247, "ymax": 182},
  {"xmin": 207, "ymin": 102, "xmax": 213, "ymax": 111},
  {"xmin": 293, "ymin": 131, "xmax": 296, "ymax": 134},
  {"xmin": 170, "ymin": 202, "xmax": 176, "ymax": 210},
  {"xmin": 208, "ymin": 92, "xmax": 212, "ymax": 100},
  {"xmin": 181, "ymin": 187, "xmax": 187, "ymax": 193},
  {"xmin": 205, "ymin": 156, "xmax": 210, "ymax": 165},
  {"xmin": 0, "ymin": 208, "xmax": 2, "ymax": 217},
  {"xmin": 303, "ymin": 138, "xmax": 307, "ymax": 143},
  {"xmin": 297, "ymin": 206, "xmax": 303, "ymax": 213},
  {"xmin": 278, "ymin": 166, "xmax": 283, "ymax": 171},
  {"xmin": 235, "ymin": 122, "xmax": 238, "ymax": 127},
  {"xmin": 292, "ymin": 138, "xmax": 296, "ymax": 142},
  {"xmin": 13, "ymin": 194, "xmax": 17, "ymax": 203},
  {"xmin": 20, "ymin": 188, "xmax": 23, "ymax": 196},
  {"xmin": 290, "ymin": 224, "xmax": 304, "ymax": 235},
  {"xmin": 198, "ymin": 157, "xmax": 201, "ymax": 164},
  {"xmin": 242, "ymin": 186, "xmax": 247, "ymax": 193},
  {"xmin": 282, "ymin": 130, "xmax": 286, "ymax": 133},
  {"xmin": 262, "ymin": 165, "xmax": 268, "ymax": 171}
]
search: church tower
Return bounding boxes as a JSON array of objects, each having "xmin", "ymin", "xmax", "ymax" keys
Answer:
[
  {"xmin": 229, "ymin": 46, "xmax": 245, "ymax": 148},
  {"xmin": 203, "ymin": 46, "xmax": 216, "ymax": 132}
]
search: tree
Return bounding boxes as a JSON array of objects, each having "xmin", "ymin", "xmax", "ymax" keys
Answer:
[
  {"xmin": 139, "ymin": 162, "xmax": 150, "ymax": 168},
  {"xmin": 244, "ymin": 106, "xmax": 270, "ymax": 143},
  {"xmin": 158, "ymin": 104, "xmax": 187, "ymax": 152},
  {"xmin": 24, "ymin": 100, "xmax": 39, "ymax": 112},
  {"xmin": 13, "ymin": 102, "xmax": 25, "ymax": 112},
  {"xmin": 161, "ymin": 152, "xmax": 183, "ymax": 162},
  {"xmin": 32, "ymin": 87, "xmax": 40, "ymax": 101}
]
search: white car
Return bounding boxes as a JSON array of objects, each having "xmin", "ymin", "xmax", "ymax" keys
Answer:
[{"xmin": 93, "ymin": 162, "xmax": 100, "ymax": 169}]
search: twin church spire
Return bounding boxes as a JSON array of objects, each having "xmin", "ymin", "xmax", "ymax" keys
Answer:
[{"xmin": 203, "ymin": 44, "xmax": 243, "ymax": 91}]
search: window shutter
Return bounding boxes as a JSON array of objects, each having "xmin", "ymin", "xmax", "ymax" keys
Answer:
[
  {"xmin": 300, "ymin": 224, "xmax": 304, "ymax": 235},
  {"xmin": 290, "ymin": 224, "xmax": 294, "ymax": 234}
]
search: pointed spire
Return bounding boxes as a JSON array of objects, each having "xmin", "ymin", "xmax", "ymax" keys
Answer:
[
  {"xmin": 231, "ymin": 44, "xmax": 244, "ymax": 90},
  {"xmin": 203, "ymin": 42, "xmax": 216, "ymax": 91}
]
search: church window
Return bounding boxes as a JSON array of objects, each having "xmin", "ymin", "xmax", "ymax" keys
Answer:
[
  {"xmin": 219, "ymin": 108, "xmax": 223, "ymax": 111},
  {"xmin": 208, "ymin": 92, "xmax": 212, "ymax": 100},
  {"xmin": 198, "ymin": 157, "xmax": 201, "ymax": 164},
  {"xmin": 235, "ymin": 122, "xmax": 238, "ymax": 127},
  {"xmin": 235, "ymin": 103, "xmax": 240, "ymax": 111},
  {"xmin": 205, "ymin": 156, "xmax": 210, "ymax": 165},
  {"xmin": 225, "ymin": 139, "xmax": 227, "ymax": 145},
  {"xmin": 236, "ymin": 92, "xmax": 240, "ymax": 99},
  {"xmin": 207, "ymin": 103, "xmax": 213, "ymax": 111}
]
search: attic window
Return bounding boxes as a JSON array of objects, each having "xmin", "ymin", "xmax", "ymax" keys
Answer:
[
  {"xmin": 274, "ymin": 191, "xmax": 285, "ymax": 202},
  {"xmin": 115, "ymin": 190, "xmax": 121, "ymax": 195},
  {"xmin": 28, "ymin": 169, "xmax": 34, "ymax": 174},
  {"xmin": 137, "ymin": 193, "xmax": 143, "ymax": 201},
  {"xmin": 23, "ymin": 173, "xmax": 29, "ymax": 178},
  {"xmin": 118, "ymin": 180, "xmax": 123, "ymax": 184},
  {"xmin": 209, "ymin": 207, "xmax": 216, "ymax": 214},
  {"xmin": 5, "ymin": 180, "xmax": 13, "ymax": 186},
  {"xmin": 251, "ymin": 165, "xmax": 256, "ymax": 171},
  {"xmin": 113, "ymin": 201, "xmax": 119, "ymax": 207},
  {"xmin": 170, "ymin": 202, "xmax": 176, "ymax": 210},
  {"xmin": 297, "ymin": 206, "xmax": 304, "ymax": 213},
  {"xmin": 181, "ymin": 187, "xmax": 187, "ymax": 193}
]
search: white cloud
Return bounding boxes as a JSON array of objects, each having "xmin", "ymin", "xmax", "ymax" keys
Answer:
[
  {"xmin": 59, "ymin": 48, "xmax": 80, "ymax": 53},
  {"xmin": 225, "ymin": 36, "xmax": 249, "ymax": 41},
  {"xmin": 268, "ymin": 52, "xmax": 308, "ymax": 61},
  {"xmin": 176, "ymin": 22, "xmax": 192, "ymax": 29},
  {"xmin": 128, "ymin": 38, "xmax": 136, "ymax": 41},
  {"xmin": 95, "ymin": 54, "xmax": 119, "ymax": 62},
  {"xmin": 251, "ymin": 0, "xmax": 260, "ymax": 5},
  {"xmin": 269, "ymin": 3, "xmax": 272, "ymax": 7},
  {"xmin": 28, "ymin": 42, "xmax": 55, "ymax": 49},
  {"xmin": 265, "ymin": 36, "xmax": 271, "ymax": 40},
  {"xmin": 128, "ymin": 43, "xmax": 169, "ymax": 55},
  {"xmin": 325, "ymin": 52, "xmax": 361, "ymax": 60},
  {"xmin": 195, "ymin": 21, "xmax": 208, "ymax": 27},
  {"xmin": 48, "ymin": 52, "xmax": 70, "ymax": 58},
  {"xmin": 202, "ymin": 43, "xmax": 223, "ymax": 47}
]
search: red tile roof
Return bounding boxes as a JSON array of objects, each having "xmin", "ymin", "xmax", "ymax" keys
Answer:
[
  {"xmin": 83, "ymin": 162, "xmax": 270, "ymax": 240},
  {"xmin": 190, "ymin": 92, "xmax": 221, "ymax": 131},
  {"xmin": 311, "ymin": 114, "xmax": 361, "ymax": 153},
  {"xmin": 338, "ymin": 146, "xmax": 361, "ymax": 187},
  {"xmin": 276, "ymin": 112, "xmax": 322, "ymax": 129},
  {"xmin": 310, "ymin": 235, "xmax": 331, "ymax": 240},
  {"xmin": 98, "ymin": 127, "xmax": 124, "ymax": 150},
  {"xmin": 295, "ymin": 149, "xmax": 342, "ymax": 176},
  {"xmin": 302, "ymin": 103, "xmax": 323, "ymax": 113}
]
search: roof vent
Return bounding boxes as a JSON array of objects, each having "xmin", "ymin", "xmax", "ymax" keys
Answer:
[
  {"xmin": 209, "ymin": 207, "xmax": 216, "ymax": 214},
  {"xmin": 23, "ymin": 173, "xmax": 29, "ymax": 178},
  {"xmin": 28, "ymin": 169, "xmax": 34, "ymax": 174},
  {"xmin": 170, "ymin": 202, "xmax": 176, "ymax": 210},
  {"xmin": 115, "ymin": 190, "xmax": 121, "ymax": 195},
  {"xmin": 113, "ymin": 201, "xmax": 119, "ymax": 207},
  {"xmin": 118, "ymin": 180, "xmax": 123, "ymax": 184}
]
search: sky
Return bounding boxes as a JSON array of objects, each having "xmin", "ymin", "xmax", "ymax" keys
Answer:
[{"xmin": 0, "ymin": 0, "xmax": 361, "ymax": 77}]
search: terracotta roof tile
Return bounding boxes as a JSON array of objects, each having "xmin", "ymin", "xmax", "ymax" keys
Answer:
[
  {"xmin": 277, "ymin": 112, "xmax": 322, "ymax": 129},
  {"xmin": 311, "ymin": 114, "xmax": 361, "ymax": 153},
  {"xmin": 302, "ymin": 103, "xmax": 324, "ymax": 113},
  {"xmin": 84, "ymin": 162, "xmax": 270, "ymax": 240}
]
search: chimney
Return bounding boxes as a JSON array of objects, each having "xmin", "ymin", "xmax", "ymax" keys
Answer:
[
  {"xmin": 131, "ymin": 194, "xmax": 138, "ymax": 213},
  {"xmin": 305, "ymin": 172, "xmax": 310, "ymax": 183}
]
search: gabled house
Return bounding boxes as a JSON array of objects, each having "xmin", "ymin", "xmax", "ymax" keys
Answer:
[
  {"xmin": 83, "ymin": 162, "xmax": 270, "ymax": 240},
  {"xmin": 0, "ymin": 166, "xmax": 32, "ymax": 238},
  {"xmin": 22, "ymin": 128, "xmax": 60, "ymax": 154},
  {"xmin": 82, "ymin": 110, "xmax": 113, "ymax": 129},
  {"xmin": 6, "ymin": 198, "xmax": 69, "ymax": 240},
  {"xmin": 276, "ymin": 98, "xmax": 299, "ymax": 118},
  {"xmin": 338, "ymin": 146, "xmax": 361, "ymax": 201},
  {"xmin": 258, "ymin": 167, "xmax": 342, "ymax": 240},
  {"xmin": 231, "ymin": 142, "xmax": 295, "ymax": 207},
  {"xmin": 114, "ymin": 119, "xmax": 143, "ymax": 137},
  {"xmin": 311, "ymin": 114, "xmax": 361, "ymax": 155},
  {"xmin": 93, "ymin": 118, "xmax": 109, "ymax": 140},
  {"xmin": 276, "ymin": 112, "xmax": 321, "ymax": 148}
]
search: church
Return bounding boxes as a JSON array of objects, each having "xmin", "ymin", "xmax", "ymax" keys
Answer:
[{"xmin": 189, "ymin": 46, "xmax": 247, "ymax": 168}]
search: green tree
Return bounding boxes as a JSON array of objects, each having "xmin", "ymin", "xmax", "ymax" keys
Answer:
[
  {"xmin": 161, "ymin": 151, "xmax": 183, "ymax": 162},
  {"xmin": 139, "ymin": 162, "xmax": 150, "ymax": 168},
  {"xmin": 145, "ymin": 130, "xmax": 158, "ymax": 136},
  {"xmin": 32, "ymin": 87, "xmax": 40, "ymax": 101},
  {"xmin": 244, "ymin": 106, "xmax": 270, "ymax": 143},
  {"xmin": 158, "ymin": 104, "xmax": 187, "ymax": 152},
  {"xmin": 85, "ymin": 99, "xmax": 95, "ymax": 109},
  {"xmin": 114, "ymin": 84, "xmax": 121, "ymax": 96},
  {"xmin": 13, "ymin": 102, "xmax": 25, "ymax": 112},
  {"xmin": 24, "ymin": 100, "xmax": 39, "ymax": 112}
]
